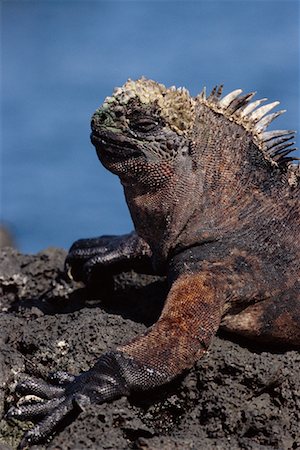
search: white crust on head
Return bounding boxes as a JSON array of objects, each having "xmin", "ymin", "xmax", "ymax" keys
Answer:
[{"xmin": 104, "ymin": 77, "xmax": 196, "ymax": 135}]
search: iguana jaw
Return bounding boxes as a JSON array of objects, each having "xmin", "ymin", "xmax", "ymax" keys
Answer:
[{"xmin": 91, "ymin": 128, "xmax": 142, "ymax": 162}]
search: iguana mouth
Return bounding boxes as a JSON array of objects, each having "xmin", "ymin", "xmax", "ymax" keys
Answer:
[{"xmin": 90, "ymin": 130, "xmax": 142, "ymax": 159}]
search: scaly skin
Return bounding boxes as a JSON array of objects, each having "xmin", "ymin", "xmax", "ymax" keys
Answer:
[{"xmin": 7, "ymin": 78, "xmax": 300, "ymax": 448}]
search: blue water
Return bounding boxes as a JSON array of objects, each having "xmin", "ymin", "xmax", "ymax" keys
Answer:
[{"xmin": 2, "ymin": 1, "xmax": 299, "ymax": 253}]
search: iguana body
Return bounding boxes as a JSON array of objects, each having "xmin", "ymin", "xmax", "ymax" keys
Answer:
[{"xmin": 8, "ymin": 78, "xmax": 300, "ymax": 447}]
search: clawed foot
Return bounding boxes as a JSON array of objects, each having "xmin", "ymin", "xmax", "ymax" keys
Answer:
[
  {"xmin": 65, "ymin": 235, "xmax": 131, "ymax": 284},
  {"xmin": 65, "ymin": 232, "xmax": 152, "ymax": 284},
  {"xmin": 7, "ymin": 372, "xmax": 77, "ymax": 448},
  {"xmin": 6, "ymin": 354, "xmax": 128, "ymax": 448}
]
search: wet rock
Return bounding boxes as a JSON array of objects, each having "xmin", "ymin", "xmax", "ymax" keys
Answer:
[{"xmin": 0, "ymin": 247, "xmax": 299, "ymax": 449}]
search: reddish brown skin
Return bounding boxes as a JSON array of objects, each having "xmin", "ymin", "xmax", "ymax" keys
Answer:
[
  {"xmin": 95, "ymin": 89, "xmax": 300, "ymax": 377},
  {"xmin": 120, "ymin": 271, "xmax": 223, "ymax": 376}
]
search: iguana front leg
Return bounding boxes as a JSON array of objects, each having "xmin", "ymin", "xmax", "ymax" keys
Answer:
[
  {"xmin": 65, "ymin": 231, "xmax": 153, "ymax": 283},
  {"xmin": 117, "ymin": 270, "xmax": 223, "ymax": 384},
  {"xmin": 7, "ymin": 270, "xmax": 224, "ymax": 447}
]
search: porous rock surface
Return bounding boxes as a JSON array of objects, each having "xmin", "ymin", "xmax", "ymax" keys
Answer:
[{"xmin": 0, "ymin": 247, "xmax": 299, "ymax": 450}]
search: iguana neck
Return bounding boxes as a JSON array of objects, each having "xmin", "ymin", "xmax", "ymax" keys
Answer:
[{"xmin": 123, "ymin": 157, "xmax": 199, "ymax": 268}]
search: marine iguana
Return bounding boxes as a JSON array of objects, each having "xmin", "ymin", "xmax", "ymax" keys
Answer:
[{"xmin": 7, "ymin": 78, "xmax": 300, "ymax": 447}]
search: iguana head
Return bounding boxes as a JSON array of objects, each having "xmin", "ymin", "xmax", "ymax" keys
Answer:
[
  {"xmin": 91, "ymin": 77, "xmax": 298, "ymax": 189},
  {"xmin": 91, "ymin": 77, "xmax": 195, "ymax": 186}
]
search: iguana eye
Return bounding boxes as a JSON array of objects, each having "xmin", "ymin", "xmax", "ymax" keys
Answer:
[{"xmin": 130, "ymin": 118, "xmax": 158, "ymax": 133}]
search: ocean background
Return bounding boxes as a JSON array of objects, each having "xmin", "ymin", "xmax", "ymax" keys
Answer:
[{"xmin": 1, "ymin": 0, "xmax": 299, "ymax": 253}]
